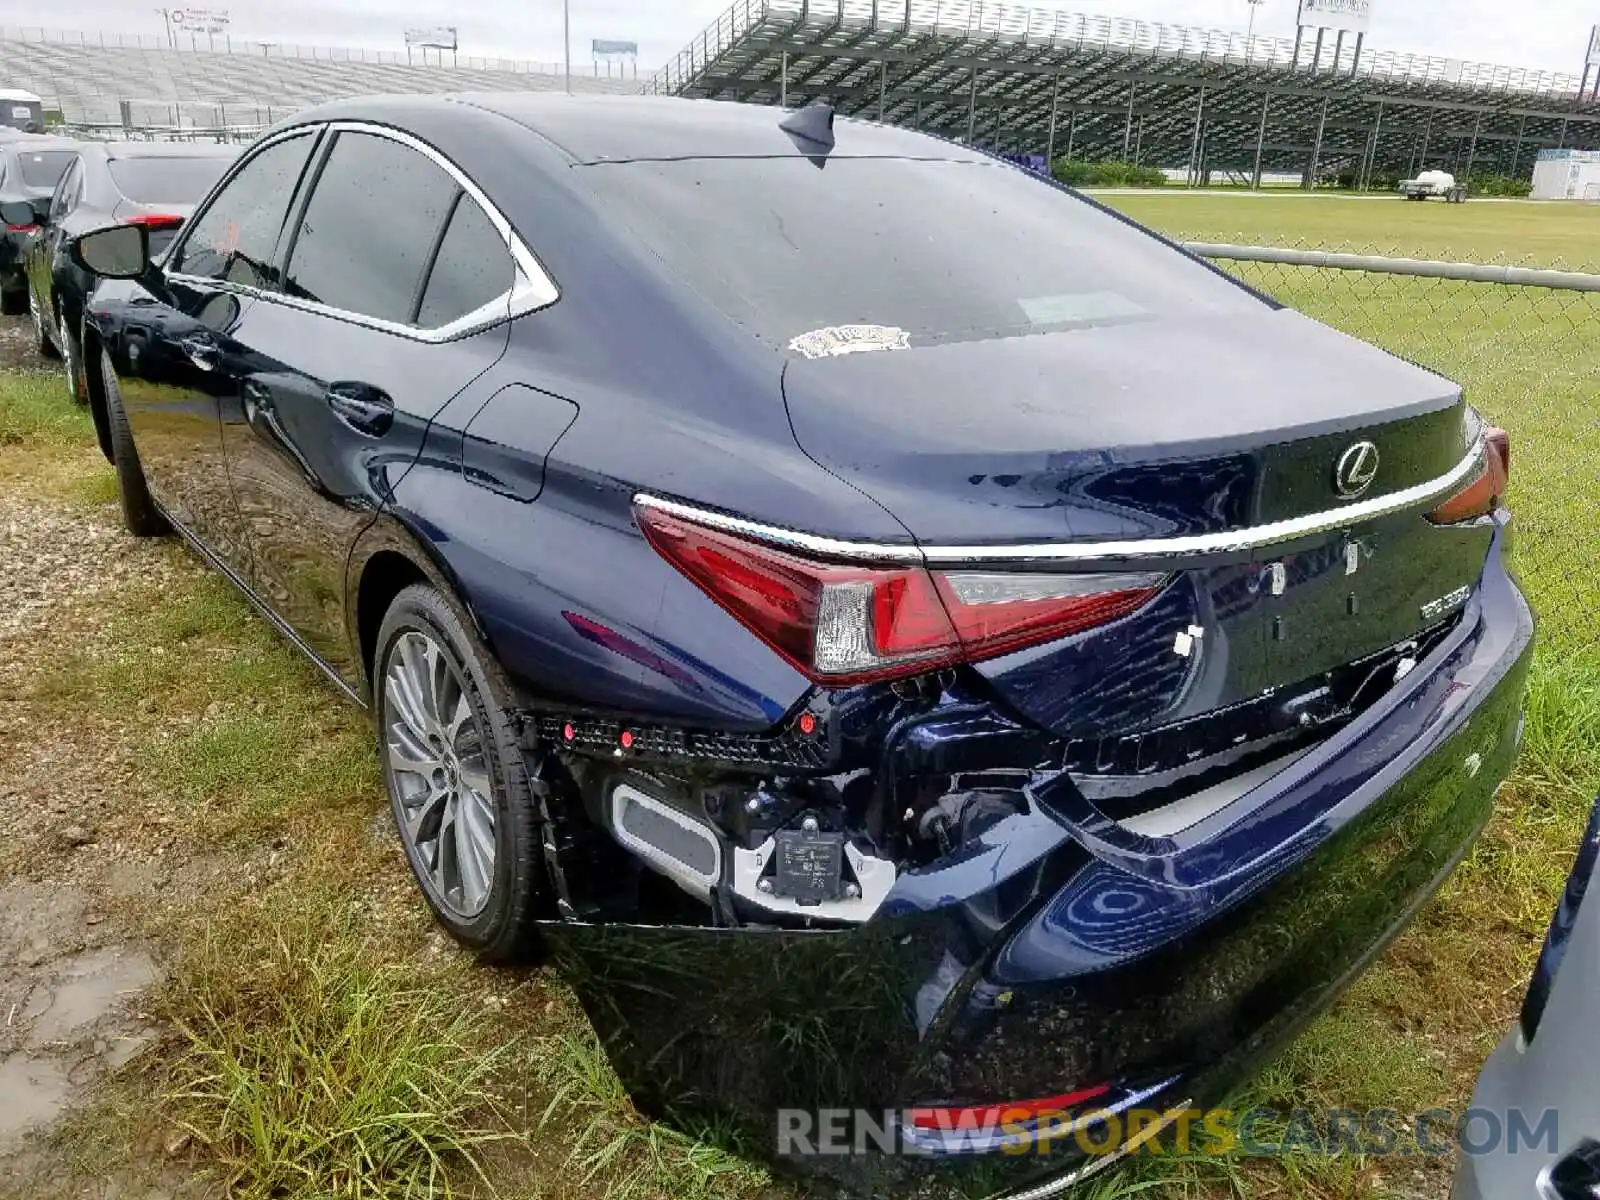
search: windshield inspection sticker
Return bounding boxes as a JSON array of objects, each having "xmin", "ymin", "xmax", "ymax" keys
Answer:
[{"xmin": 788, "ymin": 324, "xmax": 911, "ymax": 360}]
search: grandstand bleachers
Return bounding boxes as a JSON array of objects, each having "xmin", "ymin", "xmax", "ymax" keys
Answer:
[
  {"xmin": 650, "ymin": 0, "xmax": 1600, "ymax": 184},
  {"xmin": 0, "ymin": 29, "xmax": 643, "ymax": 132}
]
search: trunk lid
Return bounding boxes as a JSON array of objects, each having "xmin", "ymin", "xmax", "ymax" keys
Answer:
[{"xmin": 783, "ymin": 308, "xmax": 1490, "ymax": 740}]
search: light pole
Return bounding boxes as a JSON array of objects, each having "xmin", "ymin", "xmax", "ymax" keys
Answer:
[
  {"xmin": 1246, "ymin": 0, "xmax": 1266, "ymax": 43},
  {"xmin": 154, "ymin": 7, "xmax": 175, "ymax": 48},
  {"xmin": 563, "ymin": 0, "xmax": 571, "ymax": 95}
]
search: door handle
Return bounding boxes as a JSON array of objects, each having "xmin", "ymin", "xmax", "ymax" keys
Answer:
[
  {"xmin": 178, "ymin": 334, "xmax": 219, "ymax": 372},
  {"xmin": 325, "ymin": 381, "xmax": 394, "ymax": 438}
]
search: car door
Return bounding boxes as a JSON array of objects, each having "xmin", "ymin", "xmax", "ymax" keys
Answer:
[
  {"xmin": 219, "ymin": 125, "xmax": 518, "ymax": 688},
  {"xmin": 112, "ymin": 129, "xmax": 321, "ymax": 574}
]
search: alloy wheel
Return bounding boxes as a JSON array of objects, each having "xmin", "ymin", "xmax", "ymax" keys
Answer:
[{"xmin": 382, "ymin": 630, "xmax": 497, "ymax": 919}]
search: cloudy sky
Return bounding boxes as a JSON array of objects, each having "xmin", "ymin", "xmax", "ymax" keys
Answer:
[{"xmin": 41, "ymin": 1, "xmax": 1599, "ymax": 75}]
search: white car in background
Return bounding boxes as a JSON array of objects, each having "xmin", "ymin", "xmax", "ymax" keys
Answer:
[{"xmin": 1400, "ymin": 169, "xmax": 1468, "ymax": 202}]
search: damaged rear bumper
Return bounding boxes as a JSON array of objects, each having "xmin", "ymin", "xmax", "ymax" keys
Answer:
[{"xmin": 539, "ymin": 523, "xmax": 1533, "ymax": 1197}]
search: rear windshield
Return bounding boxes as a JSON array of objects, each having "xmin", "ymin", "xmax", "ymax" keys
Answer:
[
  {"xmin": 580, "ymin": 156, "xmax": 1263, "ymax": 353},
  {"xmin": 16, "ymin": 150, "xmax": 74, "ymax": 188},
  {"xmin": 108, "ymin": 156, "xmax": 230, "ymax": 205}
]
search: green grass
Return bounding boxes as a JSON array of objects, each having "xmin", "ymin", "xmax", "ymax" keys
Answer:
[
  {"xmin": 158, "ymin": 904, "xmax": 520, "ymax": 1200},
  {"xmin": 0, "ymin": 371, "xmax": 91, "ymax": 447},
  {"xmin": 1100, "ymin": 191, "xmax": 1600, "ymax": 267}
]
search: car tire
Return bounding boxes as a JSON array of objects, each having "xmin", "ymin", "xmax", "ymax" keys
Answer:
[
  {"xmin": 59, "ymin": 311, "xmax": 86, "ymax": 405},
  {"xmin": 375, "ymin": 583, "xmax": 544, "ymax": 962},
  {"xmin": 0, "ymin": 286, "xmax": 25, "ymax": 317},
  {"xmin": 101, "ymin": 348, "xmax": 170, "ymax": 537},
  {"xmin": 29, "ymin": 289, "xmax": 58, "ymax": 359}
]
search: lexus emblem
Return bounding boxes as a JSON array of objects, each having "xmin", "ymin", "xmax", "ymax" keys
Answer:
[{"xmin": 1334, "ymin": 442, "xmax": 1380, "ymax": 499}]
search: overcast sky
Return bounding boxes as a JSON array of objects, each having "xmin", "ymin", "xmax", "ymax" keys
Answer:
[{"xmin": 40, "ymin": 1, "xmax": 1599, "ymax": 76}]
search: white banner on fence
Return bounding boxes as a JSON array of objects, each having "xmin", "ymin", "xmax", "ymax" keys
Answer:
[
  {"xmin": 1588, "ymin": 24, "xmax": 1600, "ymax": 67},
  {"xmin": 1298, "ymin": 0, "xmax": 1373, "ymax": 35}
]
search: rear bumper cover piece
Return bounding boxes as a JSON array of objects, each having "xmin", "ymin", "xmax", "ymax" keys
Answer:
[{"xmin": 542, "ymin": 520, "xmax": 1533, "ymax": 1197}]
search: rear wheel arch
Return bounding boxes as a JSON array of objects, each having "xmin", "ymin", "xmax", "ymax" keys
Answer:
[{"xmin": 348, "ymin": 518, "xmax": 497, "ymax": 703}]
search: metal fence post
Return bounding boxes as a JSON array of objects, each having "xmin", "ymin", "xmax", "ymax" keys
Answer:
[
  {"xmin": 1306, "ymin": 96, "xmax": 1328, "ymax": 188},
  {"xmin": 1188, "ymin": 85, "xmax": 1205, "ymax": 186},
  {"xmin": 1252, "ymin": 92, "xmax": 1269, "ymax": 188},
  {"xmin": 966, "ymin": 67, "xmax": 978, "ymax": 142},
  {"xmin": 1122, "ymin": 81, "xmax": 1136, "ymax": 160},
  {"xmin": 1044, "ymin": 74, "xmax": 1060, "ymax": 165}
]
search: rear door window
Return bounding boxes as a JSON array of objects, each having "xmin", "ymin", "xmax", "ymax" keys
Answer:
[
  {"xmin": 282, "ymin": 131, "xmax": 458, "ymax": 325},
  {"xmin": 415, "ymin": 194, "xmax": 512, "ymax": 328},
  {"xmin": 173, "ymin": 131, "xmax": 317, "ymax": 289}
]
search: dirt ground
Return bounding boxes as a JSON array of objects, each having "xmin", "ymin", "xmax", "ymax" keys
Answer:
[{"xmin": 0, "ymin": 319, "xmax": 189, "ymax": 1198}]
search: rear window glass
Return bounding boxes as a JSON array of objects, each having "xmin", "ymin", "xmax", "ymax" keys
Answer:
[
  {"xmin": 108, "ymin": 156, "xmax": 230, "ymax": 205},
  {"xmin": 581, "ymin": 157, "xmax": 1262, "ymax": 353},
  {"xmin": 17, "ymin": 150, "xmax": 74, "ymax": 188}
]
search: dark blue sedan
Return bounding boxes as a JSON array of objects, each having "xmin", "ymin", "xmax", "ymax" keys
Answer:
[{"xmin": 69, "ymin": 94, "xmax": 1532, "ymax": 1196}]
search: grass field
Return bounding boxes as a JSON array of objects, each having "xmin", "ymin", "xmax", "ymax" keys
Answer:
[
  {"xmin": 1100, "ymin": 191, "xmax": 1600, "ymax": 268},
  {"xmin": 1, "ymin": 192, "xmax": 1597, "ymax": 1200}
]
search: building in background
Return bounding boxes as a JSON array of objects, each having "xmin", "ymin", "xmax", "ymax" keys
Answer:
[{"xmin": 1531, "ymin": 148, "xmax": 1600, "ymax": 200}]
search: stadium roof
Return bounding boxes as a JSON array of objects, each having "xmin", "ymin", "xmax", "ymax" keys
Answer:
[{"xmin": 649, "ymin": 0, "xmax": 1600, "ymax": 183}]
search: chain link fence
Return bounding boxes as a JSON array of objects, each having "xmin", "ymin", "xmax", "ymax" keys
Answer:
[{"xmin": 1187, "ymin": 242, "xmax": 1599, "ymax": 661}]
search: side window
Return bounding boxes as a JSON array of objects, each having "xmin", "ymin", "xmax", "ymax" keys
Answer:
[
  {"xmin": 173, "ymin": 132, "xmax": 316, "ymax": 289},
  {"xmin": 282, "ymin": 131, "xmax": 458, "ymax": 325},
  {"xmin": 415, "ymin": 194, "xmax": 513, "ymax": 328}
]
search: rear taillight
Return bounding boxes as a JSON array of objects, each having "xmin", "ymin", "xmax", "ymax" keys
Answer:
[
  {"xmin": 123, "ymin": 213, "xmax": 185, "ymax": 231},
  {"xmin": 635, "ymin": 504, "xmax": 1165, "ymax": 685},
  {"xmin": 1428, "ymin": 426, "xmax": 1510, "ymax": 525},
  {"xmin": 5, "ymin": 223, "xmax": 38, "ymax": 234}
]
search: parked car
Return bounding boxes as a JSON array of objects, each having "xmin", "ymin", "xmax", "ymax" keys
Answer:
[
  {"xmin": 1452, "ymin": 794, "xmax": 1600, "ymax": 1200},
  {"xmin": 0, "ymin": 135, "xmax": 77, "ymax": 315},
  {"xmin": 7, "ymin": 140, "xmax": 236, "ymax": 402},
  {"xmin": 67, "ymin": 95, "xmax": 1533, "ymax": 1197}
]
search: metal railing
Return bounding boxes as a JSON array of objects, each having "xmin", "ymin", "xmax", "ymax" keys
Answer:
[
  {"xmin": 1185, "ymin": 242, "xmax": 1599, "ymax": 655},
  {"xmin": 647, "ymin": 0, "xmax": 1587, "ymax": 98}
]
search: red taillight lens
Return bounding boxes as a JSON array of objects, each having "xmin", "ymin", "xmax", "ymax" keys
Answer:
[
  {"xmin": 1429, "ymin": 427, "xmax": 1510, "ymax": 525},
  {"xmin": 5, "ymin": 223, "xmax": 38, "ymax": 234},
  {"xmin": 123, "ymin": 213, "xmax": 185, "ymax": 231},
  {"xmin": 636, "ymin": 504, "xmax": 1165, "ymax": 685}
]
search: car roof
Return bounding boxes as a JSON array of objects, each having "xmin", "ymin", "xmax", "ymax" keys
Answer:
[
  {"xmin": 1, "ymin": 136, "xmax": 80, "ymax": 158},
  {"xmin": 286, "ymin": 93, "xmax": 990, "ymax": 166},
  {"xmin": 0, "ymin": 89, "xmax": 42, "ymax": 103}
]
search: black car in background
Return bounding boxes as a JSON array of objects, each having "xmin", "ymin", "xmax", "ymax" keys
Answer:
[
  {"xmin": 0, "ymin": 135, "xmax": 77, "ymax": 315},
  {"xmin": 9, "ymin": 140, "xmax": 236, "ymax": 402}
]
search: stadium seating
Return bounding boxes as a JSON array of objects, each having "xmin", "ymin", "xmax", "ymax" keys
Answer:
[{"xmin": 0, "ymin": 33, "xmax": 641, "ymax": 130}]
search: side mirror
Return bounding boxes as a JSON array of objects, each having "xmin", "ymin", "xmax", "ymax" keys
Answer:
[
  {"xmin": 70, "ymin": 223, "xmax": 150, "ymax": 280},
  {"xmin": 0, "ymin": 198, "xmax": 39, "ymax": 227}
]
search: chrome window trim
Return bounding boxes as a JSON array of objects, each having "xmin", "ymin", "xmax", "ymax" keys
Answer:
[
  {"xmin": 166, "ymin": 124, "xmax": 320, "ymax": 287},
  {"xmin": 166, "ymin": 120, "xmax": 559, "ymax": 343},
  {"xmin": 633, "ymin": 438, "xmax": 1486, "ymax": 567}
]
